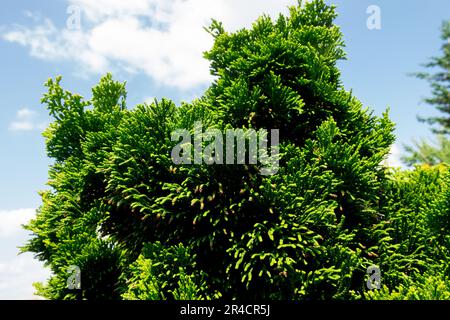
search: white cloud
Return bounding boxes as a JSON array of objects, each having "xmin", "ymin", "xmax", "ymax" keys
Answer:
[
  {"xmin": 0, "ymin": 208, "xmax": 35, "ymax": 238},
  {"xmin": 0, "ymin": 253, "xmax": 49, "ymax": 300},
  {"xmin": 0, "ymin": 209, "xmax": 51, "ymax": 299},
  {"xmin": 9, "ymin": 108, "xmax": 47, "ymax": 132},
  {"xmin": 385, "ymin": 143, "xmax": 404, "ymax": 168},
  {"xmin": 2, "ymin": 0, "xmax": 295, "ymax": 90}
]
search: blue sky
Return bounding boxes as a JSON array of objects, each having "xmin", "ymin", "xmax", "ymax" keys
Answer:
[{"xmin": 0, "ymin": 0, "xmax": 449, "ymax": 299}]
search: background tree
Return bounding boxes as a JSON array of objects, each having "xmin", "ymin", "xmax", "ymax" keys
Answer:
[
  {"xmin": 403, "ymin": 135, "xmax": 450, "ymax": 166},
  {"xmin": 404, "ymin": 21, "xmax": 450, "ymax": 166}
]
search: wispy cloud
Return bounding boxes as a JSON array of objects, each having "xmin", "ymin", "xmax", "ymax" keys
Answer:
[
  {"xmin": 0, "ymin": 208, "xmax": 50, "ymax": 299},
  {"xmin": 385, "ymin": 143, "xmax": 404, "ymax": 168},
  {"xmin": 0, "ymin": 253, "xmax": 49, "ymax": 300},
  {"xmin": 9, "ymin": 108, "xmax": 47, "ymax": 132},
  {"xmin": 0, "ymin": 208, "xmax": 35, "ymax": 238},
  {"xmin": 2, "ymin": 0, "xmax": 295, "ymax": 90}
]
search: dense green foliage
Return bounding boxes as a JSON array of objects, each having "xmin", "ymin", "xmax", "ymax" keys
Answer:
[{"xmin": 24, "ymin": 0, "xmax": 450, "ymax": 300}]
